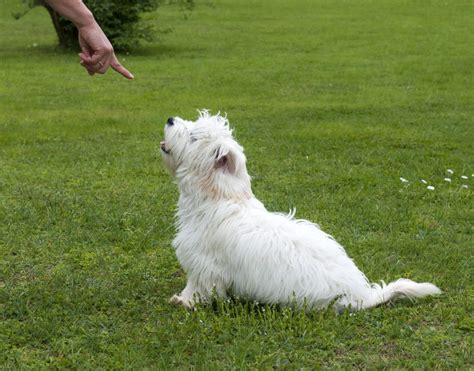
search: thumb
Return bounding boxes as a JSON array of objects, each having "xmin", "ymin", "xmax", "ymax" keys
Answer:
[{"xmin": 110, "ymin": 57, "xmax": 134, "ymax": 79}]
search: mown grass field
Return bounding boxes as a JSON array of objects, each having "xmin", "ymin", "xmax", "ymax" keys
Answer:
[{"xmin": 0, "ymin": 0, "xmax": 473, "ymax": 368}]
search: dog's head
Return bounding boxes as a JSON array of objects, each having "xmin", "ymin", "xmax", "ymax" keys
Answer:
[{"xmin": 161, "ymin": 111, "xmax": 252, "ymax": 201}]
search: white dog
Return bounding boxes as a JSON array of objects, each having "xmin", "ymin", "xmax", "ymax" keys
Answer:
[{"xmin": 160, "ymin": 111, "xmax": 441, "ymax": 312}]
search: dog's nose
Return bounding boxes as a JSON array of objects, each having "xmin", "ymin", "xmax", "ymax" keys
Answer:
[{"xmin": 167, "ymin": 117, "xmax": 174, "ymax": 126}]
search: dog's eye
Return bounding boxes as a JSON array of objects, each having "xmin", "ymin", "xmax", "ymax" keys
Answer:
[{"xmin": 190, "ymin": 135, "xmax": 197, "ymax": 143}]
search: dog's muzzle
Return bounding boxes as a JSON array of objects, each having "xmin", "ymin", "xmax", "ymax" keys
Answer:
[{"xmin": 160, "ymin": 141, "xmax": 170, "ymax": 154}]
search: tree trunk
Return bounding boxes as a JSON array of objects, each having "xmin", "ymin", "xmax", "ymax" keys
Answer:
[
  {"xmin": 44, "ymin": 5, "xmax": 65, "ymax": 48},
  {"xmin": 41, "ymin": 2, "xmax": 78, "ymax": 49}
]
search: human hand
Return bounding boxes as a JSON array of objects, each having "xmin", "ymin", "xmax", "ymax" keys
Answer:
[{"xmin": 78, "ymin": 21, "xmax": 134, "ymax": 79}]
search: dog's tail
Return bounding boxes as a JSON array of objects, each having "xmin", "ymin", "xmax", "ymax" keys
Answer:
[{"xmin": 360, "ymin": 278, "xmax": 441, "ymax": 309}]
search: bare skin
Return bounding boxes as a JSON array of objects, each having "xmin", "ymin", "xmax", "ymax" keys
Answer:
[{"xmin": 45, "ymin": 0, "xmax": 134, "ymax": 79}]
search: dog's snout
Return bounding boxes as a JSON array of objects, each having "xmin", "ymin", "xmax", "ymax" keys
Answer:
[{"xmin": 167, "ymin": 117, "xmax": 175, "ymax": 126}]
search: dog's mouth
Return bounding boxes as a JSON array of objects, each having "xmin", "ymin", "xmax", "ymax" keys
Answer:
[{"xmin": 160, "ymin": 141, "xmax": 170, "ymax": 154}]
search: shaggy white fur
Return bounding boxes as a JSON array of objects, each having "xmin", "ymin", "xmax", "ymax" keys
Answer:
[{"xmin": 160, "ymin": 111, "xmax": 441, "ymax": 312}]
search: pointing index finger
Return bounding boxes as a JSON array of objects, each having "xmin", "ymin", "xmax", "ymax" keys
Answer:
[{"xmin": 110, "ymin": 57, "xmax": 134, "ymax": 79}]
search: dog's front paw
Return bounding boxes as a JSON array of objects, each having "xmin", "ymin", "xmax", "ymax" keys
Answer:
[{"xmin": 169, "ymin": 294, "xmax": 194, "ymax": 309}]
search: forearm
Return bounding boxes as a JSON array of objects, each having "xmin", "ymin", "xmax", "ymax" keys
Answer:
[{"xmin": 44, "ymin": 0, "xmax": 95, "ymax": 28}]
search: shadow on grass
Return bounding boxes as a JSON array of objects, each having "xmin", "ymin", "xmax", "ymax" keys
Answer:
[
  {"xmin": 183, "ymin": 292, "xmax": 441, "ymax": 322},
  {"xmin": 0, "ymin": 42, "xmax": 206, "ymax": 61},
  {"xmin": 186, "ymin": 294, "xmax": 341, "ymax": 321}
]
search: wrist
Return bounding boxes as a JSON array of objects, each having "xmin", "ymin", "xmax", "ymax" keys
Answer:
[{"xmin": 73, "ymin": 5, "xmax": 95, "ymax": 29}]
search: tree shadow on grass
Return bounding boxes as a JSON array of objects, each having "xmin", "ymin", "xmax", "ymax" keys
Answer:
[
  {"xmin": 0, "ymin": 43, "xmax": 206, "ymax": 62},
  {"xmin": 118, "ymin": 43, "xmax": 207, "ymax": 58}
]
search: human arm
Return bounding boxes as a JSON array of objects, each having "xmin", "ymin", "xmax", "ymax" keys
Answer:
[{"xmin": 44, "ymin": 0, "xmax": 134, "ymax": 79}]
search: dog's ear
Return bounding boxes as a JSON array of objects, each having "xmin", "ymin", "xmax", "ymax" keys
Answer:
[
  {"xmin": 215, "ymin": 146, "xmax": 236, "ymax": 174},
  {"xmin": 201, "ymin": 142, "xmax": 252, "ymax": 201}
]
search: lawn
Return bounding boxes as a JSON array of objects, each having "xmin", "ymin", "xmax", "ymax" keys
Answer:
[{"xmin": 0, "ymin": 0, "xmax": 472, "ymax": 368}]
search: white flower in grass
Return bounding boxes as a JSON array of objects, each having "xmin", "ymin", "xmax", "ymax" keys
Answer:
[
  {"xmin": 421, "ymin": 179, "xmax": 428, "ymax": 184},
  {"xmin": 400, "ymin": 177, "xmax": 409, "ymax": 183},
  {"xmin": 427, "ymin": 186, "xmax": 435, "ymax": 191},
  {"xmin": 461, "ymin": 175, "xmax": 468, "ymax": 180},
  {"xmin": 444, "ymin": 178, "xmax": 451, "ymax": 182},
  {"xmin": 447, "ymin": 169, "xmax": 454, "ymax": 175},
  {"xmin": 462, "ymin": 185, "xmax": 469, "ymax": 189}
]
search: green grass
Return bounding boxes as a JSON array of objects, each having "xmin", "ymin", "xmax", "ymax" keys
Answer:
[{"xmin": 1, "ymin": 0, "xmax": 473, "ymax": 368}]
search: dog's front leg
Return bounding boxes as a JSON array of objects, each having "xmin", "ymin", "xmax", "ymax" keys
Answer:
[
  {"xmin": 169, "ymin": 279, "xmax": 203, "ymax": 309},
  {"xmin": 169, "ymin": 275, "xmax": 227, "ymax": 309}
]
